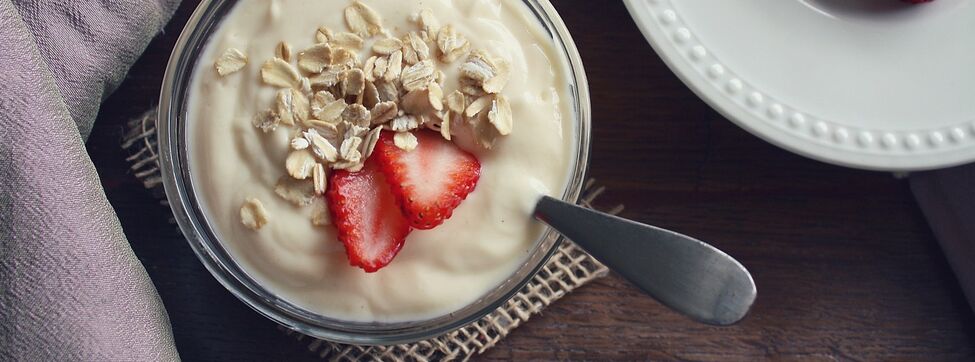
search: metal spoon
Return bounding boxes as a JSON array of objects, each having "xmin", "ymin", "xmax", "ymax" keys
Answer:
[{"xmin": 534, "ymin": 196, "xmax": 756, "ymax": 326}]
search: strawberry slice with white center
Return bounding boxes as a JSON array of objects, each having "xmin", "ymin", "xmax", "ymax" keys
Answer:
[
  {"xmin": 326, "ymin": 158, "xmax": 411, "ymax": 272},
  {"xmin": 374, "ymin": 130, "xmax": 481, "ymax": 230}
]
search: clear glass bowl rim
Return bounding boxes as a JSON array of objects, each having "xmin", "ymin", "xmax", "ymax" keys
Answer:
[{"xmin": 157, "ymin": 0, "xmax": 591, "ymax": 346}]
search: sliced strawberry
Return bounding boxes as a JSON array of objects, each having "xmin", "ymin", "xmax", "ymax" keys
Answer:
[
  {"xmin": 374, "ymin": 130, "xmax": 481, "ymax": 229},
  {"xmin": 327, "ymin": 158, "xmax": 411, "ymax": 272}
]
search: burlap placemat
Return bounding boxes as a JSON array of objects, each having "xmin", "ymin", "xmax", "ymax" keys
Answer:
[{"xmin": 123, "ymin": 109, "xmax": 618, "ymax": 361}]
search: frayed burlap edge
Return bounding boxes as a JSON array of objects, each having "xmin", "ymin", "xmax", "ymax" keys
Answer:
[{"xmin": 124, "ymin": 108, "xmax": 617, "ymax": 362}]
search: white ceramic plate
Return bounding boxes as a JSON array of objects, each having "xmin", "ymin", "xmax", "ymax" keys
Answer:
[{"xmin": 624, "ymin": 0, "xmax": 975, "ymax": 171}]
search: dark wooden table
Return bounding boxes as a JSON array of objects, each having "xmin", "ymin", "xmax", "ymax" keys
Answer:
[{"xmin": 87, "ymin": 1, "xmax": 975, "ymax": 360}]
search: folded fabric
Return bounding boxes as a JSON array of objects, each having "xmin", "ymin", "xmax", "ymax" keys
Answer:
[
  {"xmin": 911, "ymin": 164, "xmax": 975, "ymax": 311},
  {"xmin": 0, "ymin": 0, "xmax": 180, "ymax": 360}
]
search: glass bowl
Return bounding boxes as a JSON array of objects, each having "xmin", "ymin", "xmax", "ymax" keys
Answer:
[{"xmin": 158, "ymin": 0, "xmax": 591, "ymax": 345}]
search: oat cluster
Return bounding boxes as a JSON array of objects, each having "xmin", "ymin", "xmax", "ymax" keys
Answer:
[{"xmin": 215, "ymin": 1, "xmax": 515, "ymax": 230}]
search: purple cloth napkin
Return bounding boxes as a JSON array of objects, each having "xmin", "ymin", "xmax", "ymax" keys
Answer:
[
  {"xmin": 911, "ymin": 165, "xmax": 975, "ymax": 310},
  {"xmin": 0, "ymin": 0, "xmax": 179, "ymax": 360}
]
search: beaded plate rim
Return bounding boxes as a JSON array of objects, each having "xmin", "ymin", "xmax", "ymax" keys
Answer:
[{"xmin": 624, "ymin": 0, "xmax": 975, "ymax": 171}]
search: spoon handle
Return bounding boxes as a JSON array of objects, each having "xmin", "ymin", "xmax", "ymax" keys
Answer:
[{"xmin": 534, "ymin": 196, "xmax": 756, "ymax": 326}]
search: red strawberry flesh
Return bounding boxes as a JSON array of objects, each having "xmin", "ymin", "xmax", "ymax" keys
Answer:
[
  {"xmin": 327, "ymin": 158, "xmax": 411, "ymax": 272},
  {"xmin": 375, "ymin": 130, "xmax": 481, "ymax": 230}
]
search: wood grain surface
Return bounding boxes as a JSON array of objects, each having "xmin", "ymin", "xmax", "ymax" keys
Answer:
[{"xmin": 86, "ymin": 1, "xmax": 975, "ymax": 360}]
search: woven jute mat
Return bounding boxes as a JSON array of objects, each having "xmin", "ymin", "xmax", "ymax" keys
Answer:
[{"xmin": 123, "ymin": 109, "xmax": 617, "ymax": 361}]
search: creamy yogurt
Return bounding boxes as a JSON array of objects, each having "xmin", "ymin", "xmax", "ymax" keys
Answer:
[{"xmin": 188, "ymin": 0, "xmax": 575, "ymax": 322}]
